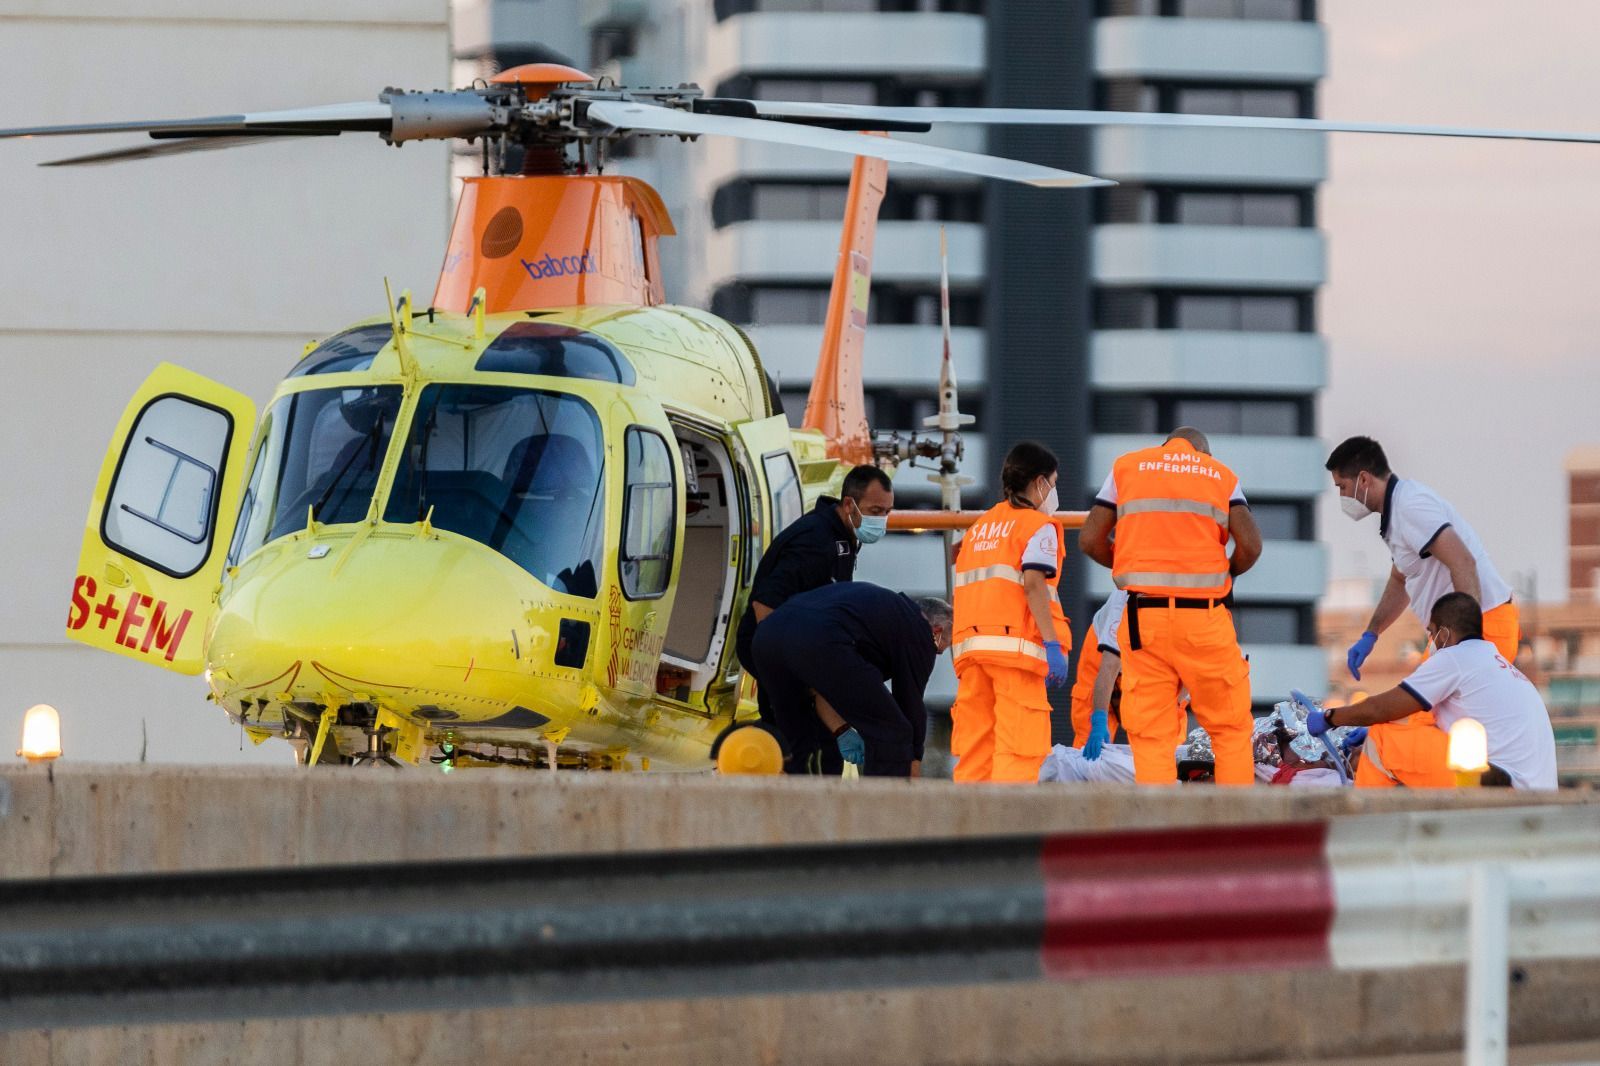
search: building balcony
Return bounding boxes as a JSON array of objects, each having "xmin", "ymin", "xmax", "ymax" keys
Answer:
[
  {"xmin": 748, "ymin": 324, "xmax": 985, "ymax": 389},
  {"xmin": 1095, "ymin": 16, "xmax": 1326, "ymax": 84},
  {"xmin": 1241, "ymin": 645, "xmax": 1329, "ymax": 704},
  {"xmin": 702, "ymin": 12, "xmax": 984, "ymax": 86},
  {"xmin": 1090, "ymin": 433, "xmax": 1326, "ymax": 497},
  {"xmin": 704, "ymin": 220, "xmax": 984, "ymax": 287},
  {"xmin": 1093, "ymin": 126, "xmax": 1326, "ymax": 186},
  {"xmin": 1091, "ymin": 330, "xmax": 1326, "ymax": 394},
  {"xmin": 1094, "ymin": 224, "xmax": 1325, "ymax": 289}
]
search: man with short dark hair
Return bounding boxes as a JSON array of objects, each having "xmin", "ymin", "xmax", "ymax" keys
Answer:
[
  {"xmin": 734, "ymin": 464, "xmax": 893, "ymax": 765},
  {"xmin": 752, "ymin": 583, "xmax": 950, "ymax": 777},
  {"xmin": 1305, "ymin": 592, "xmax": 1558, "ymax": 790},
  {"xmin": 1326, "ymin": 435, "xmax": 1519, "ymax": 675}
]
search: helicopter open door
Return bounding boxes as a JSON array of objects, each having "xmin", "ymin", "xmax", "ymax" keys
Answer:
[
  {"xmin": 736, "ymin": 414, "xmax": 804, "ymax": 548},
  {"xmin": 65, "ymin": 363, "xmax": 256, "ymax": 675}
]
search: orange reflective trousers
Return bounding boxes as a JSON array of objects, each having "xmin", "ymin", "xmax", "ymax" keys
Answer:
[
  {"xmin": 1119, "ymin": 601, "xmax": 1253, "ymax": 785},
  {"xmin": 951, "ymin": 660, "xmax": 1052, "ymax": 784},
  {"xmin": 1355, "ymin": 711, "xmax": 1455, "ymax": 788}
]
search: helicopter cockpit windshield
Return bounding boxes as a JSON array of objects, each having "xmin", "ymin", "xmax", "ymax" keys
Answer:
[
  {"xmin": 383, "ymin": 385, "xmax": 606, "ymax": 598},
  {"xmin": 228, "ymin": 385, "xmax": 403, "ymax": 564}
]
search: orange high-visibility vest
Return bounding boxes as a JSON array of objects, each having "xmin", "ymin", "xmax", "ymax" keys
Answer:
[
  {"xmin": 952, "ymin": 500, "xmax": 1069, "ymax": 674},
  {"xmin": 1110, "ymin": 441, "xmax": 1237, "ymax": 599}
]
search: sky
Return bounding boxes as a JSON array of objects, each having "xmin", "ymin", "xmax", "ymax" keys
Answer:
[{"xmin": 1318, "ymin": 2, "xmax": 1600, "ymax": 603}]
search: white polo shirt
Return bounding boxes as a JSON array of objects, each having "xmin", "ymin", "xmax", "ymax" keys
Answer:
[
  {"xmin": 1379, "ymin": 478, "xmax": 1512, "ymax": 624},
  {"xmin": 1399, "ymin": 639, "xmax": 1558, "ymax": 790},
  {"xmin": 1020, "ymin": 520, "xmax": 1059, "ymax": 578},
  {"xmin": 1090, "ymin": 590, "xmax": 1129, "ymax": 655}
]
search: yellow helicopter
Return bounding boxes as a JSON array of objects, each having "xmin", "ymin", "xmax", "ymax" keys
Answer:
[{"xmin": 12, "ymin": 63, "xmax": 1598, "ymax": 770}]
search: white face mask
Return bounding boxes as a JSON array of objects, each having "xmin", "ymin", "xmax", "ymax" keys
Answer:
[
  {"xmin": 1040, "ymin": 484, "xmax": 1059, "ymax": 515},
  {"xmin": 1340, "ymin": 477, "xmax": 1373, "ymax": 521}
]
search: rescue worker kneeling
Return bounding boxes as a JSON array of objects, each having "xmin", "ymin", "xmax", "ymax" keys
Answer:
[
  {"xmin": 949, "ymin": 442, "xmax": 1072, "ymax": 784},
  {"xmin": 1080, "ymin": 428, "xmax": 1262, "ymax": 785},
  {"xmin": 751, "ymin": 582, "xmax": 951, "ymax": 777}
]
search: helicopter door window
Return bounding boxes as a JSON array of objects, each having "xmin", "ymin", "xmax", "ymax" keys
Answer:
[
  {"xmin": 620, "ymin": 428, "xmax": 676, "ymax": 601},
  {"xmin": 384, "ymin": 385, "xmax": 606, "ymax": 598},
  {"xmin": 102, "ymin": 396, "xmax": 234, "ymax": 578},
  {"xmin": 762, "ymin": 452, "xmax": 803, "ymax": 533}
]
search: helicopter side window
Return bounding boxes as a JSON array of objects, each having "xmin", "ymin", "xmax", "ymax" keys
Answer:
[
  {"xmin": 287, "ymin": 324, "xmax": 394, "ymax": 377},
  {"xmin": 620, "ymin": 428, "xmax": 676, "ymax": 601},
  {"xmin": 475, "ymin": 322, "xmax": 637, "ymax": 385},
  {"xmin": 228, "ymin": 386, "xmax": 404, "ymax": 561},
  {"xmin": 761, "ymin": 451, "xmax": 803, "ymax": 534},
  {"xmin": 384, "ymin": 385, "xmax": 606, "ymax": 599}
]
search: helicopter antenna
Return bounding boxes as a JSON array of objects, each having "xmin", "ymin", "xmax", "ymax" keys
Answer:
[
  {"xmin": 383, "ymin": 277, "xmax": 418, "ymax": 377},
  {"xmin": 926, "ymin": 226, "xmax": 974, "ymax": 599}
]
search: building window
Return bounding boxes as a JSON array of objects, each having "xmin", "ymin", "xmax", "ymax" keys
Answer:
[
  {"xmin": 1098, "ymin": 0, "xmax": 1312, "ymax": 14},
  {"xmin": 715, "ymin": 76, "xmax": 983, "ymax": 109},
  {"xmin": 1093, "ymin": 394, "xmax": 1309, "ymax": 437},
  {"xmin": 712, "ymin": 180, "xmax": 985, "ymax": 228},
  {"xmin": 716, "ymin": 0, "xmax": 984, "ymax": 19},
  {"xmin": 1233, "ymin": 604, "xmax": 1311, "ymax": 644},
  {"xmin": 1095, "ymin": 289, "xmax": 1313, "ymax": 332},
  {"xmin": 1098, "ymin": 185, "xmax": 1312, "ymax": 227},
  {"xmin": 713, "ymin": 284, "xmax": 983, "ymax": 327},
  {"xmin": 1246, "ymin": 499, "xmax": 1312, "ymax": 540},
  {"xmin": 1101, "ymin": 80, "xmax": 1312, "ymax": 119}
]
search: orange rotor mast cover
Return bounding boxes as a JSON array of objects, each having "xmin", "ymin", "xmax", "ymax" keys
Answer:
[
  {"xmin": 431, "ymin": 63, "xmax": 677, "ymax": 313},
  {"xmin": 803, "ymin": 136, "xmax": 888, "ymax": 467}
]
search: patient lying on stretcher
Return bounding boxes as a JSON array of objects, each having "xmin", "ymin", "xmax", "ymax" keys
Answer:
[{"xmin": 1038, "ymin": 699, "xmax": 1363, "ymax": 785}]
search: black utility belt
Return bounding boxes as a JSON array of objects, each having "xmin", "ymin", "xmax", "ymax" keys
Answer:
[
  {"xmin": 1125, "ymin": 591, "xmax": 1232, "ymax": 651},
  {"xmin": 1128, "ymin": 593, "xmax": 1231, "ymax": 610}
]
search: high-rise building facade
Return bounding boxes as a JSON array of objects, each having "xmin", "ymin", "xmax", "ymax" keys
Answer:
[{"xmin": 456, "ymin": 0, "xmax": 1328, "ymax": 720}]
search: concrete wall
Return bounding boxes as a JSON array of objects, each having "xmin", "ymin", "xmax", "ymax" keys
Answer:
[
  {"xmin": 0, "ymin": 1, "xmax": 453, "ymax": 764},
  {"xmin": 0, "ymin": 767, "xmax": 1596, "ymax": 1065}
]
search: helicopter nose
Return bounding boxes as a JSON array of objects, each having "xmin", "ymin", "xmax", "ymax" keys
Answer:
[{"xmin": 209, "ymin": 533, "xmax": 575, "ymax": 713}]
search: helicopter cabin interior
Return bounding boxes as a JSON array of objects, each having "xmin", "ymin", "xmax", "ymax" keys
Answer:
[{"xmin": 657, "ymin": 423, "xmax": 741, "ymax": 700}]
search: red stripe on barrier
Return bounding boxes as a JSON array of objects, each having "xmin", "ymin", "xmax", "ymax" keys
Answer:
[{"xmin": 1040, "ymin": 822, "xmax": 1335, "ymax": 978}]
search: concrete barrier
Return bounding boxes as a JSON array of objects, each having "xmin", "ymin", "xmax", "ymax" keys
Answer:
[{"xmin": 0, "ymin": 765, "xmax": 1596, "ymax": 1065}]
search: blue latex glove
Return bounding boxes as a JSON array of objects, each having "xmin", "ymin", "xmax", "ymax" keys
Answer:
[
  {"xmin": 1347, "ymin": 630, "xmax": 1378, "ymax": 681},
  {"xmin": 1340, "ymin": 726, "xmax": 1369, "ymax": 754},
  {"xmin": 836, "ymin": 727, "xmax": 866, "ymax": 767},
  {"xmin": 1290, "ymin": 689, "xmax": 1331, "ymax": 737},
  {"xmin": 1082, "ymin": 709, "xmax": 1110, "ymax": 761},
  {"xmin": 1044, "ymin": 641, "xmax": 1070, "ymax": 688}
]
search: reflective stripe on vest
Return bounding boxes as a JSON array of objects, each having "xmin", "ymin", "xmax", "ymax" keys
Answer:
[
  {"xmin": 1113, "ymin": 570, "xmax": 1231, "ymax": 590},
  {"xmin": 1117, "ymin": 497, "xmax": 1229, "ymax": 526},
  {"xmin": 952, "ymin": 563, "xmax": 1062, "ymax": 604},
  {"xmin": 953, "ymin": 634, "xmax": 1049, "ymax": 664}
]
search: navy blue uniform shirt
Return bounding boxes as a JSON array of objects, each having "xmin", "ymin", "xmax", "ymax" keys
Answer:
[
  {"xmin": 735, "ymin": 495, "xmax": 857, "ymax": 669},
  {"xmin": 761, "ymin": 582, "xmax": 936, "ymax": 760}
]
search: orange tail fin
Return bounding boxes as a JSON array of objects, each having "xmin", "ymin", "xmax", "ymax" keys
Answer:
[{"xmin": 803, "ymin": 138, "xmax": 888, "ymax": 467}]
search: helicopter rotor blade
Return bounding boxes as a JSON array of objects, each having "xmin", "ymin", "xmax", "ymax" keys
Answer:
[
  {"xmin": 0, "ymin": 101, "xmax": 395, "ymax": 143},
  {"xmin": 742, "ymin": 102, "xmax": 1600, "ymax": 146},
  {"xmin": 39, "ymin": 134, "xmax": 330, "ymax": 167},
  {"xmin": 583, "ymin": 100, "xmax": 1113, "ymax": 188}
]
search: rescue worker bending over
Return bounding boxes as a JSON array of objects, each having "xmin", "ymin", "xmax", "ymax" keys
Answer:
[
  {"xmin": 735, "ymin": 464, "xmax": 893, "ymax": 769},
  {"xmin": 750, "ymin": 583, "xmax": 950, "ymax": 778},
  {"xmin": 1305, "ymin": 592, "xmax": 1558, "ymax": 790},
  {"xmin": 1327, "ymin": 436, "xmax": 1521, "ymax": 672},
  {"xmin": 1080, "ymin": 427, "xmax": 1262, "ymax": 786},
  {"xmin": 1069, "ymin": 590, "xmax": 1126, "ymax": 761},
  {"xmin": 949, "ymin": 442, "xmax": 1072, "ymax": 784}
]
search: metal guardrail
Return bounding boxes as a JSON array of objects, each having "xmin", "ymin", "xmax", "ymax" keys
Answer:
[{"xmin": 0, "ymin": 805, "xmax": 1595, "ymax": 1057}]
